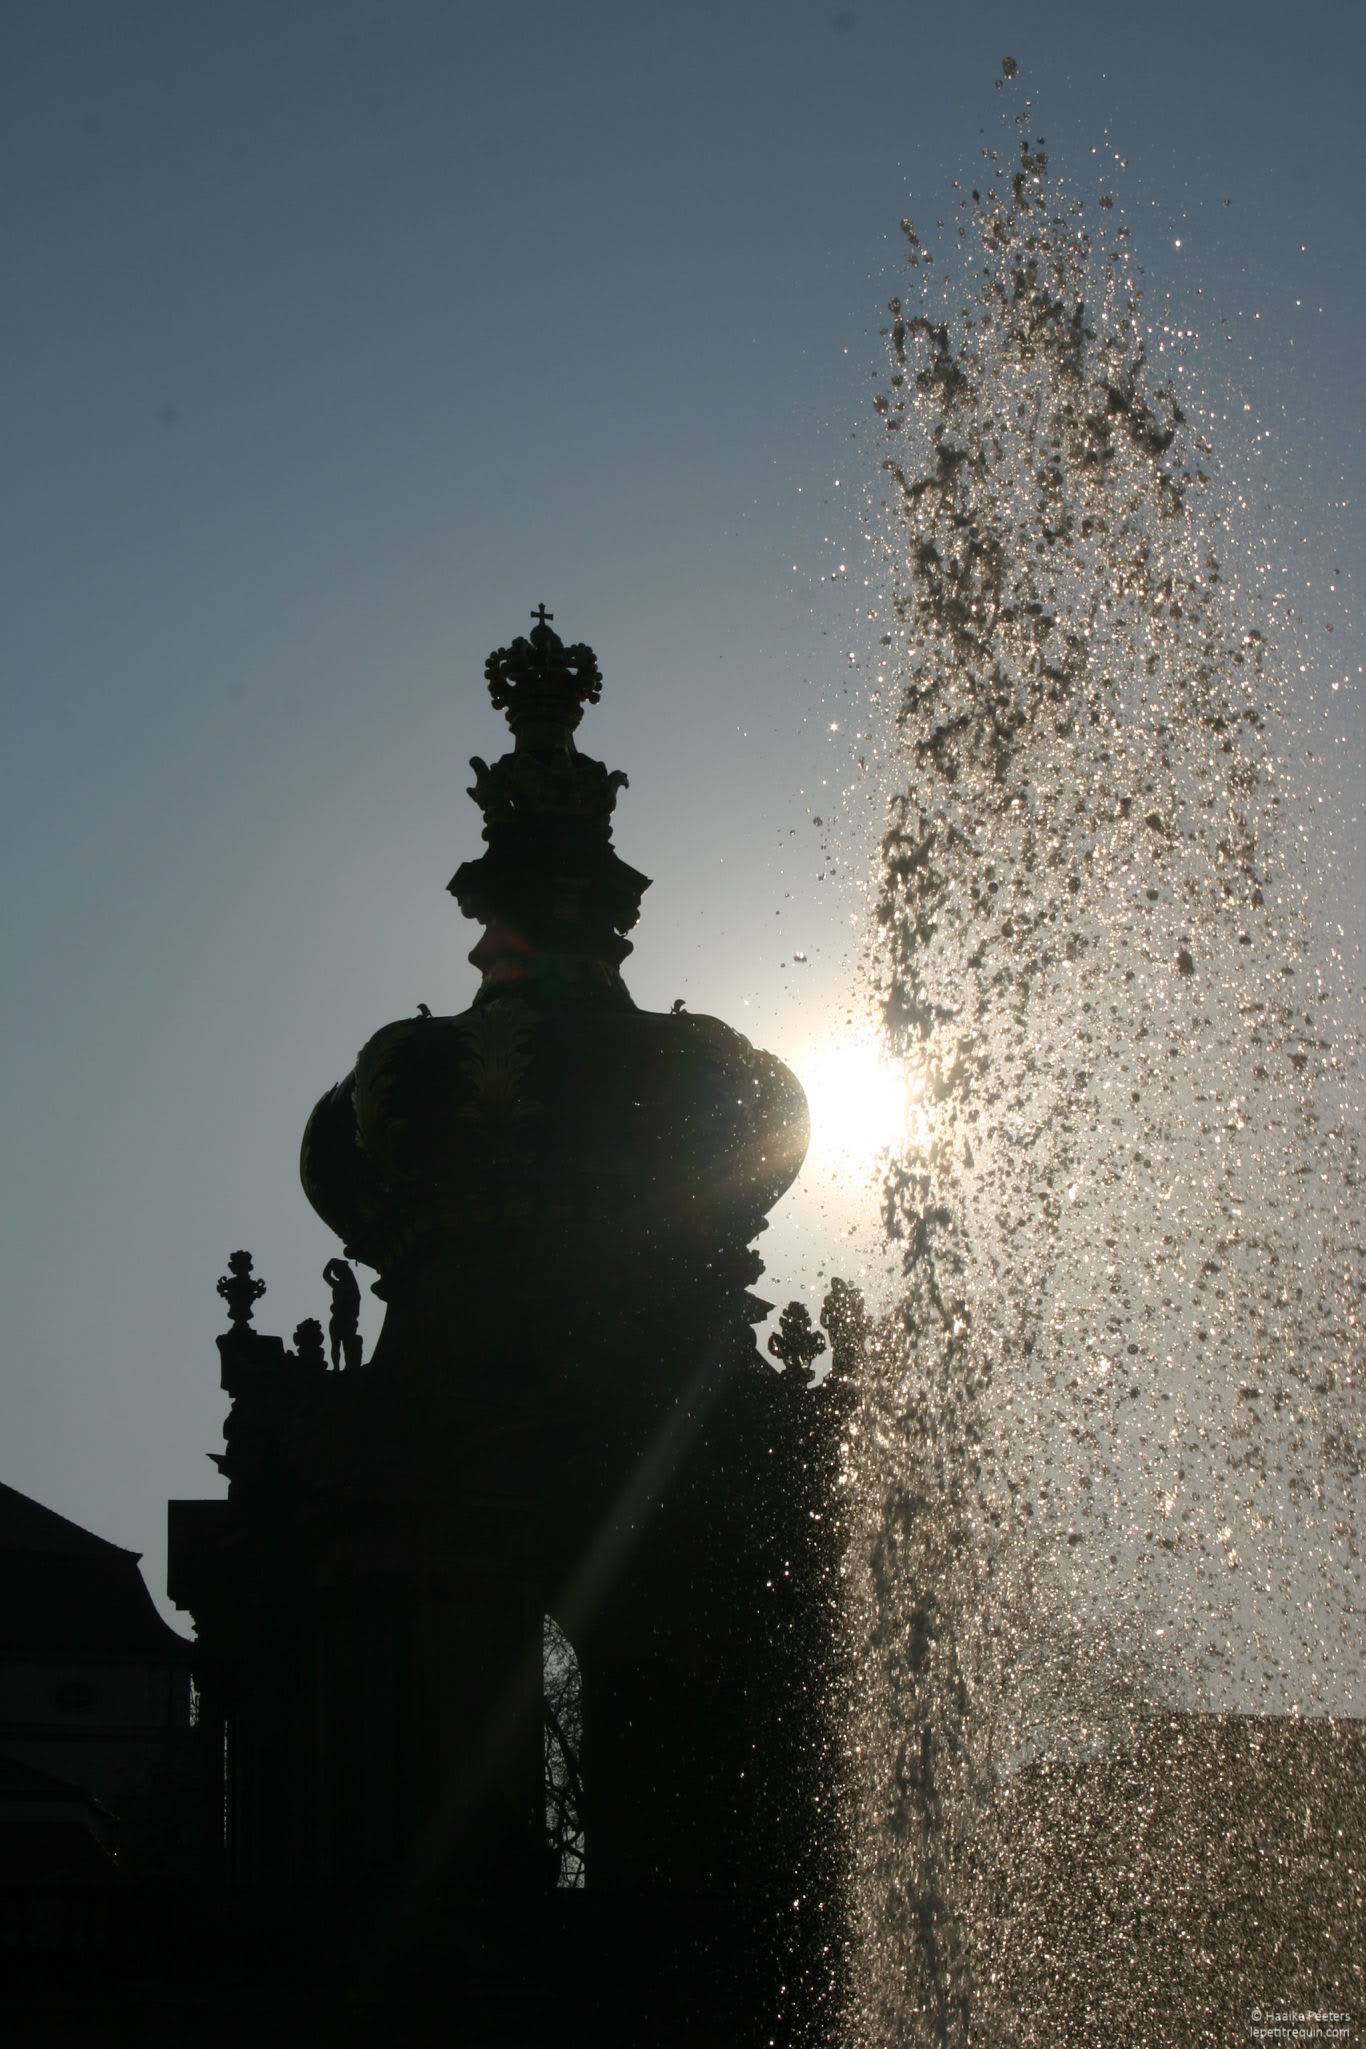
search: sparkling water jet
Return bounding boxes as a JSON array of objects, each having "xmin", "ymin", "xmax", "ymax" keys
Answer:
[{"xmin": 842, "ymin": 69, "xmax": 1363, "ymax": 2048}]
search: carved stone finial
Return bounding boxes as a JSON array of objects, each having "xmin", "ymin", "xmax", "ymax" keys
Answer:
[
  {"xmin": 217, "ymin": 1250, "xmax": 266, "ymax": 1327},
  {"xmin": 292, "ymin": 1317, "xmax": 326, "ymax": 1372},
  {"xmin": 767, "ymin": 1300, "xmax": 828, "ymax": 1388}
]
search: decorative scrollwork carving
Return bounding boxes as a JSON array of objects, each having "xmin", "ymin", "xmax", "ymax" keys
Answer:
[
  {"xmin": 767, "ymin": 1299, "xmax": 828, "ymax": 1388},
  {"xmin": 454, "ymin": 1001, "xmax": 540, "ymax": 1125},
  {"xmin": 466, "ymin": 750, "xmax": 628, "ymax": 828}
]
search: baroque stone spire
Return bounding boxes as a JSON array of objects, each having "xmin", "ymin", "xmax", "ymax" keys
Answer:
[
  {"xmin": 449, "ymin": 605, "xmax": 650, "ymax": 1005},
  {"xmin": 300, "ymin": 604, "xmax": 807, "ymax": 1285}
]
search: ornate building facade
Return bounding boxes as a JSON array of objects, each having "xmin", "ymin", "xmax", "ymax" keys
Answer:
[{"xmin": 167, "ymin": 612, "xmax": 855, "ymax": 2042}]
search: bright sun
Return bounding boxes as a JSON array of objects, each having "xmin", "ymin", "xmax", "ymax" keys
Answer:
[{"xmin": 796, "ymin": 1031, "xmax": 929, "ymax": 1178}]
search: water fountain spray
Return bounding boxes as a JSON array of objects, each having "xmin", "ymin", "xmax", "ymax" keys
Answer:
[{"xmin": 843, "ymin": 65, "xmax": 1363, "ymax": 2048}]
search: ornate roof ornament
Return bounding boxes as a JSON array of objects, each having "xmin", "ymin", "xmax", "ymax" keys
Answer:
[
  {"xmin": 767, "ymin": 1299, "xmax": 828, "ymax": 1389},
  {"xmin": 447, "ymin": 606, "xmax": 649, "ymax": 1002},
  {"xmin": 217, "ymin": 1250, "xmax": 266, "ymax": 1327},
  {"xmin": 483, "ymin": 605, "xmax": 603, "ymax": 742},
  {"xmin": 467, "ymin": 603, "xmax": 626, "ymax": 835}
]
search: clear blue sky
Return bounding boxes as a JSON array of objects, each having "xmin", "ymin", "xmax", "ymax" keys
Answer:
[{"xmin": 4, "ymin": 0, "xmax": 1362, "ymax": 1621}]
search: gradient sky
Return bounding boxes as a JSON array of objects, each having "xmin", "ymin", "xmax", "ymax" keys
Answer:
[{"xmin": 4, "ymin": 0, "xmax": 1362, "ymax": 1625}]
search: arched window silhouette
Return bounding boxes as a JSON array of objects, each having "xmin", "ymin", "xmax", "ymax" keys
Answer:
[{"xmin": 543, "ymin": 1616, "xmax": 584, "ymax": 1887}]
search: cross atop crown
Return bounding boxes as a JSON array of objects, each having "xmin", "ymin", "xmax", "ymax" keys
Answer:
[{"xmin": 531, "ymin": 603, "xmax": 554, "ymax": 630}]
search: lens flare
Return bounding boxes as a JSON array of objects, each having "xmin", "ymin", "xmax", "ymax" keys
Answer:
[{"xmin": 795, "ymin": 1032, "xmax": 927, "ymax": 1177}]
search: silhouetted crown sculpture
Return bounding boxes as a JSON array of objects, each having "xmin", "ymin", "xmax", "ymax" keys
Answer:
[
  {"xmin": 171, "ymin": 610, "xmax": 854, "ymax": 2047},
  {"xmin": 300, "ymin": 610, "xmax": 809, "ymax": 1285}
]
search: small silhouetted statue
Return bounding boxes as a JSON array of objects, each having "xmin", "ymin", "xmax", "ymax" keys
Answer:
[{"xmin": 322, "ymin": 1257, "xmax": 362, "ymax": 1371}]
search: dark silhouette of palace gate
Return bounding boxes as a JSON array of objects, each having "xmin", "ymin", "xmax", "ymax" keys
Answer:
[{"xmin": 169, "ymin": 612, "xmax": 856, "ymax": 2045}]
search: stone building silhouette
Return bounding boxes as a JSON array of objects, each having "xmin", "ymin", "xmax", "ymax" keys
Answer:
[
  {"xmin": 0, "ymin": 1480, "xmax": 203, "ymax": 1882},
  {"xmin": 166, "ymin": 611, "xmax": 855, "ymax": 2043}
]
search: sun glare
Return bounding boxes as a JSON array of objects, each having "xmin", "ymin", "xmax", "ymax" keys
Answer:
[{"xmin": 796, "ymin": 1031, "xmax": 928, "ymax": 1179}]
